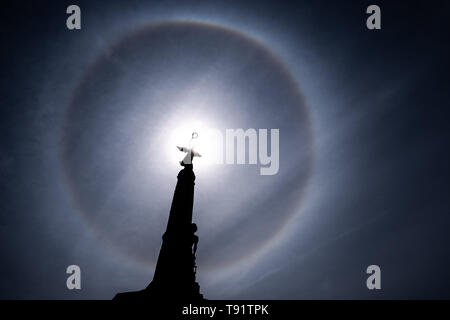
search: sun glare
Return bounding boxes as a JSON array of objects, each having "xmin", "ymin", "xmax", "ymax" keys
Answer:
[{"xmin": 166, "ymin": 118, "xmax": 220, "ymax": 170}]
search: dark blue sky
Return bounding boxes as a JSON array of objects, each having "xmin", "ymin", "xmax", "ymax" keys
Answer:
[{"xmin": 1, "ymin": 0, "xmax": 450, "ymax": 299}]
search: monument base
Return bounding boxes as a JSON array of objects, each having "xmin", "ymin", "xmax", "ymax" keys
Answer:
[{"xmin": 113, "ymin": 280, "xmax": 204, "ymax": 301}]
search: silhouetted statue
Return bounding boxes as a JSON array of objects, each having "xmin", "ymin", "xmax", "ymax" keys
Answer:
[
  {"xmin": 191, "ymin": 223, "xmax": 199, "ymax": 255},
  {"xmin": 177, "ymin": 146, "xmax": 201, "ymax": 166},
  {"xmin": 176, "ymin": 131, "xmax": 202, "ymax": 166},
  {"xmin": 114, "ymin": 136, "xmax": 204, "ymax": 301}
]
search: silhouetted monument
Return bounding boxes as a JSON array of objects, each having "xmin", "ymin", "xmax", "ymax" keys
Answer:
[{"xmin": 114, "ymin": 144, "xmax": 203, "ymax": 301}]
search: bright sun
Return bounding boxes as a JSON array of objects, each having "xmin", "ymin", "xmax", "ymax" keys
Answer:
[{"xmin": 166, "ymin": 118, "xmax": 219, "ymax": 169}]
